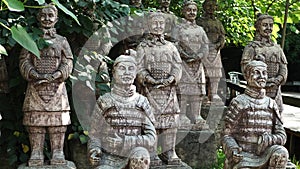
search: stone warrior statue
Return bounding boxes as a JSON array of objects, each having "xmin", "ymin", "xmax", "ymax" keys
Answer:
[
  {"xmin": 241, "ymin": 14, "xmax": 288, "ymax": 115},
  {"xmin": 88, "ymin": 55, "xmax": 156, "ymax": 169},
  {"xmin": 172, "ymin": 0, "xmax": 209, "ymax": 130},
  {"xmin": 19, "ymin": 4, "xmax": 73, "ymax": 166},
  {"xmin": 136, "ymin": 11, "xmax": 182, "ymax": 165},
  {"xmin": 222, "ymin": 60, "xmax": 288, "ymax": 169},
  {"xmin": 158, "ymin": 0, "xmax": 177, "ymax": 41},
  {"xmin": 197, "ymin": 0, "xmax": 225, "ymax": 103}
]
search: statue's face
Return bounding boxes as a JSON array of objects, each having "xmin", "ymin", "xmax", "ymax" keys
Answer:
[
  {"xmin": 131, "ymin": 0, "xmax": 142, "ymax": 7},
  {"xmin": 38, "ymin": 8, "xmax": 58, "ymax": 28},
  {"xmin": 203, "ymin": 2, "xmax": 216, "ymax": 15},
  {"xmin": 160, "ymin": 0, "xmax": 171, "ymax": 8},
  {"xmin": 149, "ymin": 16, "xmax": 165, "ymax": 35},
  {"xmin": 248, "ymin": 65, "xmax": 267, "ymax": 89},
  {"xmin": 113, "ymin": 61, "xmax": 137, "ymax": 85},
  {"xmin": 183, "ymin": 4, "xmax": 197, "ymax": 21},
  {"xmin": 258, "ymin": 18, "xmax": 273, "ymax": 38}
]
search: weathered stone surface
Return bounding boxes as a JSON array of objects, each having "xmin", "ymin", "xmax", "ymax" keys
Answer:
[
  {"xmin": 176, "ymin": 130, "xmax": 217, "ymax": 168},
  {"xmin": 150, "ymin": 162, "xmax": 192, "ymax": 169},
  {"xmin": 18, "ymin": 161, "xmax": 76, "ymax": 169},
  {"xmin": 223, "ymin": 60, "xmax": 289, "ymax": 169}
]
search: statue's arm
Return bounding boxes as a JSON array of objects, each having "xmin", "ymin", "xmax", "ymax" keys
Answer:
[
  {"xmin": 19, "ymin": 48, "xmax": 39, "ymax": 81},
  {"xmin": 88, "ymin": 104, "xmax": 104, "ymax": 152},
  {"xmin": 222, "ymin": 99, "xmax": 243, "ymax": 159},
  {"xmin": 57, "ymin": 38, "xmax": 73, "ymax": 81},
  {"xmin": 275, "ymin": 50, "xmax": 288, "ymax": 85},
  {"xmin": 198, "ymin": 29, "xmax": 209, "ymax": 60},
  {"xmin": 271, "ymin": 100, "xmax": 287, "ymax": 145},
  {"xmin": 123, "ymin": 116, "xmax": 156, "ymax": 151},
  {"xmin": 216, "ymin": 22, "xmax": 225, "ymax": 50},
  {"xmin": 136, "ymin": 46, "xmax": 157, "ymax": 85},
  {"xmin": 170, "ymin": 45, "xmax": 182, "ymax": 84}
]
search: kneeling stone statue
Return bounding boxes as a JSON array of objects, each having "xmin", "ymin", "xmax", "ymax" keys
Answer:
[
  {"xmin": 222, "ymin": 60, "xmax": 288, "ymax": 169},
  {"xmin": 88, "ymin": 55, "xmax": 156, "ymax": 169}
]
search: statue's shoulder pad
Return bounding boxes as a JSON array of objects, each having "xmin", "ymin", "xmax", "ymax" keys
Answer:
[{"xmin": 97, "ymin": 93, "xmax": 114, "ymax": 110}]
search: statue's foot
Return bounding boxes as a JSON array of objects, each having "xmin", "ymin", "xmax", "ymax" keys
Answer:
[
  {"xmin": 160, "ymin": 150, "xmax": 181, "ymax": 165},
  {"xmin": 150, "ymin": 155, "xmax": 162, "ymax": 166},
  {"xmin": 50, "ymin": 150, "xmax": 66, "ymax": 165},
  {"xmin": 192, "ymin": 119, "xmax": 210, "ymax": 130},
  {"xmin": 211, "ymin": 94, "xmax": 223, "ymax": 104},
  {"xmin": 178, "ymin": 115, "xmax": 191, "ymax": 130},
  {"xmin": 28, "ymin": 150, "xmax": 44, "ymax": 166}
]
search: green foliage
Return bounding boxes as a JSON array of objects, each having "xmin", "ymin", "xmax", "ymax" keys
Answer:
[
  {"xmin": 11, "ymin": 25, "xmax": 40, "ymax": 58},
  {"xmin": 1, "ymin": 0, "xmax": 300, "ymax": 167},
  {"xmin": 0, "ymin": 45, "xmax": 8, "ymax": 55},
  {"xmin": 291, "ymin": 155, "xmax": 300, "ymax": 169},
  {"xmin": 217, "ymin": 0, "xmax": 300, "ymax": 46},
  {"xmin": 282, "ymin": 24, "xmax": 300, "ymax": 63}
]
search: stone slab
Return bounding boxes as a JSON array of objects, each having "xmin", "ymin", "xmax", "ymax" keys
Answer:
[
  {"xmin": 176, "ymin": 130, "xmax": 217, "ymax": 168},
  {"xmin": 18, "ymin": 161, "xmax": 76, "ymax": 169},
  {"xmin": 150, "ymin": 162, "xmax": 192, "ymax": 169}
]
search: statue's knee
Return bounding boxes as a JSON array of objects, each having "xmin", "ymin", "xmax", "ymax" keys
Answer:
[
  {"xmin": 269, "ymin": 147, "xmax": 289, "ymax": 168},
  {"xmin": 128, "ymin": 147, "xmax": 150, "ymax": 169}
]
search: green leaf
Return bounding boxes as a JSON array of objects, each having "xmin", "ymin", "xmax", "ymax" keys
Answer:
[
  {"xmin": 11, "ymin": 25, "xmax": 40, "ymax": 58},
  {"xmin": 34, "ymin": 0, "xmax": 45, "ymax": 5},
  {"xmin": 2, "ymin": 0, "xmax": 24, "ymax": 12},
  {"xmin": 0, "ymin": 44, "xmax": 8, "ymax": 56},
  {"xmin": 79, "ymin": 134, "xmax": 88, "ymax": 144},
  {"xmin": 51, "ymin": 0, "xmax": 81, "ymax": 26}
]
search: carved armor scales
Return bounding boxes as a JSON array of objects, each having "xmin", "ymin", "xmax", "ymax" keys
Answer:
[
  {"xmin": 137, "ymin": 41, "xmax": 181, "ymax": 129},
  {"xmin": 197, "ymin": 17, "xmax": 225, "ymax": 76},
  {"xmin": 146, "ymin": 47, "xmax": 173, "ymax": 80},
  {"xmin": 20, "ymin": 35, "xmax": 73, "ymax": 126},
  {"xmin": 174, "ymin": 22, "xmax": 207, "ymax": 95},
  {"xmin": 226, "ymin": 94, "xmax": 276, "ymax": 153},
  {"xmin": 255, "ymin": 44, "xmax": 282, "ymax": 97},
  {"xmin": 89, "ymin": 92, "xmax": 156, "ymax": 157}
]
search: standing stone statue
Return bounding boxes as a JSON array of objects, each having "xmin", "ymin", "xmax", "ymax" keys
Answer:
[
  {"xmin": 19, "ymin": 4, "xmax": 73, "ymax": 167},
  {"xmin": 88, "ymin": 55, "xmax": 156, "ymax": 169},
  {"xmin": 172, "ymin": 0, "xmax": 209, "ymax": 130},
  {"xmin": 123, "ymin": 0, "xmax": 147, "ymax": 51},
  {"xmin": 159, "ymin": 0, "xmax": 177, "ymax": 41},
  {"xmin": 222, "ymin": 60, "xmax": 288, "ymax": 169},
  {"xmin": 136, "ymin": 11, "xmax": 182, "ymax": 165},
  {"xmin": 197, "ymin": 0, "xmax": 225, "ymax": 103},
  {"xmin": 241, "ymin": 14, "xmax": 288, "ymax": 115}
]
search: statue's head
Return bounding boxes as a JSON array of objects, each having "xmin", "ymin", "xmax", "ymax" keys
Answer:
[
  {"xmin": 130, "ymin": 0, "xmax": 142, "ymax": 8},
  {"xmin": 38, "ymin": 3, "xmax": 58, "ymax": 29},
  {"xmin": 182, "ymin": 0, "xmax": 197, "ymax": 21},
  {"xmin": 128, "ymin": 147, "xmax": 150, "ymax": 169},
  {"xmin": 148, "ymin": 11, "xmax": 165, "ymax": 35},
  {"xmin": 255, "ymin": 13, "xmax": 274, "ymax": 38},
  {"xmin": 202, "ymin": 0, "xmax": 217, "ymax": 15},
  {"xmin": 244, "ymin": 60, "xmax": 268, "ymax": 89},
  {"xmin": 159, "ymin": 0, "xmax": 171, "ymax": 8},
  {"xmin": 113, "ymin": 54, "xmax": 137, "ymax": 86}
]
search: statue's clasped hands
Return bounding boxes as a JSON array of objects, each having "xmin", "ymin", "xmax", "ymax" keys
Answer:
[
  {"xmin": 154, "ymin": 76, "xmax": 175, "ymax": 89},
  {"xmin": 30, "ymin": 69, "xmax": 62, "ymax": 84}
]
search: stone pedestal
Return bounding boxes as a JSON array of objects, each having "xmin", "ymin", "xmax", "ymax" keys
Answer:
[
  {"xmin": 150, "ymin": 162, "xmax": 192, "ymax": 169},
  {"xmin": 201, "ymin": 102, "xmax": 226, "ymax": 146},
  {"xmin": 176, "ymin": 130, "xmax": 217, "ymax": 168},
  {"xmin": 18, "ymin": 161, "xmax": 76, "ymax": 169}
]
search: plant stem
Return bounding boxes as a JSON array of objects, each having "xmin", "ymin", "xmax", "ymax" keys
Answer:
[
  {"xmin": 24, "ymin": 5, "xmax": 45, "ymax": 9},
  {"xmin": 0, "ymin": 22, "xmax": 10, "ymax": 31}
]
